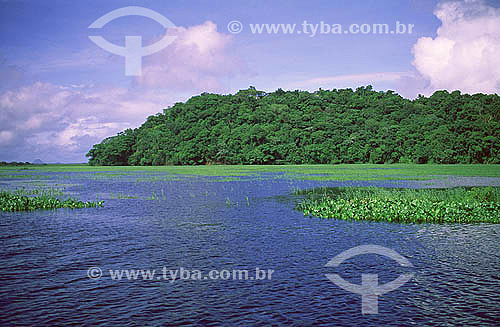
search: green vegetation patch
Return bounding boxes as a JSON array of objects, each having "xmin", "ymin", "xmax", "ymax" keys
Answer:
[
  {"xmin": 0, "ymin": 190, "xmax": 103, "ymax": 212},
  {"xmin": 3, "ymin": 164, "xmax": 500, "ymax": 181},
  {"xmin": 295, "ymin": 187, "xmax": 500, "ymax": 224},
  {"xmin": 0, "ymin": 174, "xmax": 49, "ymax": 179}
]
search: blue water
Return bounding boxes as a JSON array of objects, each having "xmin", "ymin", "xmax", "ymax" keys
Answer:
[{"xmin": 0, "ymin": 172, "xmax": 499, "ymax": 326}]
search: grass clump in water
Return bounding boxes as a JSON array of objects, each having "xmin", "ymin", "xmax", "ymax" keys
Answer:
[
  {"xmin": 0, "ymin": 190, "xmax": 103, "ymax": 212},
  {"xmin": 295, "ymin": 187, "xmax": 500, "ymax": 224},
  {"xmin": 12, "ymin": 187, "xmax": 65, "ymax": 197}
]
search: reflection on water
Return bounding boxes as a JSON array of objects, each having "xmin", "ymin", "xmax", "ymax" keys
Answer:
[{"xmin": 0, "ymin": 172, "xmax": 499, "ymax": 326}]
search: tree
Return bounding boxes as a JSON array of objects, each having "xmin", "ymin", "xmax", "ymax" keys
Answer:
[{"xmin": 86, "ymin": 87, "xmax": 500, "ymax": 166}]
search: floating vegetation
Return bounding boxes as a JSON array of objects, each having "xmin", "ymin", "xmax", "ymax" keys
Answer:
[
  {"xmin": 208, "ymin": 177, "xmax": 242, "ymax": 182},
  {"xmin": 295, "ymin": 187, "xmax": 500, "ymax": 224},
  {"xmin": 12, "ymin": 187, "xmax": 65, "ymax": 197},
  {"xmin": 109, "ymin": 192, "xmax": 139, "ymax": 199},
  {"xmin": 0, "ymin": 174, "xmax": 47, "ymax": 179},
  {"xmin": 134, "ymin": 176, "xmax": 183, "ymax": 183},
  {"xmin": 3, "ymin": 164, "xmax": 500, "ymax": 182},
  {"xmin": 0, "ymin": 190, "xmax": 103, "ymax": 212},
  {"xmin": 148, "ymin": 189, "xmax": 166, "ymax": 201}
]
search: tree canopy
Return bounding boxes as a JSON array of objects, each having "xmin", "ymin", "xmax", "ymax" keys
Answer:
[{"xmin": 86, "ymin": 86, "xmax": 500, "ymax": 165}]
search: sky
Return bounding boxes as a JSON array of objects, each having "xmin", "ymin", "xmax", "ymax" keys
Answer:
[{"xmin": 0, "ymin": 0, "xmax": 499, "ymax": 163}]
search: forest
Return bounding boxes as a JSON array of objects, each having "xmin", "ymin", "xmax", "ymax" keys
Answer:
[{"xmin": 86, "ymin": 86, "xmax": 500, "ymax": 166}]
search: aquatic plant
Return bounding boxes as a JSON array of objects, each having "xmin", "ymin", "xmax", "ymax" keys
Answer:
[
  {"xmin": 109, "ymin": 192, "xmax": 138, "ymax": 199},
  {"xmin": 295, "ymin": 187, "xmax": 500, "ymax": 224},
  {"xmin": 149, "ymin": 191, "xmax": 159, "ymax": 201},
  {"xmin": 3, "ymin": 164, "xmax": 500, "ymax": 182},
  {"xmin": 147, "ymin": 189, "xmax": 166, "ymax": 201},
  {"xmin": 13, "ymin": 187, "xmax": 65, "ymax": 197},
  {"xmin": 0, "ymin": 191, "xmax": 103, "ymax": 212}
]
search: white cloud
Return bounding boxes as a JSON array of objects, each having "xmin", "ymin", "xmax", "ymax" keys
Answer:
[
  {"xmin": 30, "ymin": 117, "xmax": 126, "ymax": 151},
  {"xmin": 412, "ymin": 0, "xmax": 500, "ymax": 94},
  {"xmin": 0, "ymin": 82, "xmax": 179, "ymax": 162},
  {"xmin": 136, "ymin": 21, "xmax": 241, "ymax": 92}
]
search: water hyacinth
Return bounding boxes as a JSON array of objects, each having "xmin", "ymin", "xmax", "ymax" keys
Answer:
[
  {"xmin": 0, "ymin": 191, "xmax": 103, "ymax": 212},
  {"xmin": 295, "ymin": 187, "xmax": 500, "ymax": 224}
]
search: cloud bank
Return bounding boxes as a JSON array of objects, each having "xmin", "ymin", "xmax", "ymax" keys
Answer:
[
  {"xmin": 412, "ymin": 0, "xmax": 500, "ymax": 94},
  {"xmin": 0, "ymin": 82, "xmax": 173, "ymax": 162}
]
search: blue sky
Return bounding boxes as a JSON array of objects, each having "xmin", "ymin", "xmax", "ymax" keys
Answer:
[
  {"xmin": 0, "ymin": 0, "xmax": 440, "ymax": 89},
  {"xmin": 1, "ymin": 0, "xmax": 499, "ymax": 162}
]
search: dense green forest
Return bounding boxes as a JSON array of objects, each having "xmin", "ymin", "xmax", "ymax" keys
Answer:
[{"xmin": 86, "ymin": 86, "xmax": 500, "ymax": 165}]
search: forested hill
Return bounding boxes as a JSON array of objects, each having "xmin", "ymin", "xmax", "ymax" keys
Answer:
[{"xmin": 86, "ymin": 86, "xmax": 500, "ymax": 165}]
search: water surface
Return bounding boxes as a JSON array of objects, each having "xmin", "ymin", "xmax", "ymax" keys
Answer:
[{"xmin": 1, "ymin": 172, "xmax": 499, "ymax": 326}]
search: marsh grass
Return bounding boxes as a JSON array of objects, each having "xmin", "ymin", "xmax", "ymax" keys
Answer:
[
  {"xmin": 295, "ymin": 187, "xmax": 500, "ymax": 224},
  {"xmin": 0, "ymin": 190, "xmax": 103, "ymax": 212},
  {"xmin": 13, "ymin": 187, "xmax": 65, "ymax": 197},
  {"xmin": 3, "ymin": 164, "xmax": 500, "ymax": 181},
  {"xmin": 147, "ymin": 189, "xmax": 166, "ymax": 201},
  {"xmin": 109, "ymin": 192, "xmax": 138, "ymax": 199}
]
